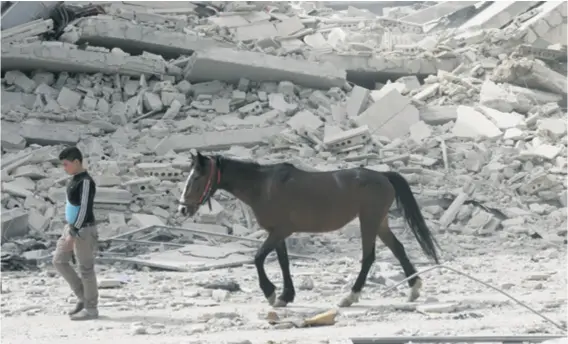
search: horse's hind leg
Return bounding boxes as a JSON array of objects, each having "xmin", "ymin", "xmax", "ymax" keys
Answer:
[
  {"xmin": 338, "ymin": 208, "xmax": 382, "ymax": 308},
  {"xmin": 377, "ymin": 216, "xmax": 422, "ymax": 302}
]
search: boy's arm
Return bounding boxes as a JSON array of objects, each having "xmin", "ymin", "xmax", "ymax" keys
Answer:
[{"xmin": 69, "ymin": 179, "xmax": 92, "ymax": 235}]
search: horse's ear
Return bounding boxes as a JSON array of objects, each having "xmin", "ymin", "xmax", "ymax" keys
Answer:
[{"xmin": 196, "ymin": 151, "xmax": 206, "ymax": 168}]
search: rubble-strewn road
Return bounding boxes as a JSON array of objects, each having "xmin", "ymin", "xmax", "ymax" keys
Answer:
[{"xmin": 2, "ymin": 231, "xmax": 567, "ymax": 344}]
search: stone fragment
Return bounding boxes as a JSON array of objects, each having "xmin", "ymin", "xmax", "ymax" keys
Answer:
[
  {"xmin": 451, "ymin": 106, "xmax": 502, "ymax": 139},
  {"xmin": 56, "ymin": 87, "xmax": 82, "ymax": 110}
]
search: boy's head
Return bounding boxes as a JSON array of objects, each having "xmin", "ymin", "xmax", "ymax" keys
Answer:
[{"xmin": 59, "ymin": 147, "xmax": 84, "ymax": 175}]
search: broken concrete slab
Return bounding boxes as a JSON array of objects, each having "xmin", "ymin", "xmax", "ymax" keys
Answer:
[
  {"xmin": 184, "ymin": 48, "xmax": 346, "ymax": 90},
  {"xmin": 460, "ymin": 1, "xmax": 539, "ymax": 31},
  {"xmin": 354, "ymin": 88, "xmax": 419, "ymax": 139},
  {"xmin": 154, "ymin": 126, "xmax": 285, "ymax": 154},
  {"xmin": 491, "ymin": 58, "xmax": 567, "ymax": 96},
  {"xmin": 401, "ymin": 1, "xmax": 478, "ymax": 24},
  {"xmin": 476, "ymin": 106, "xmax": 523, "ymax": 129},
  {"xmin": 18, "ymin": 123, "xmax": 80, "ymax": 146},
  {"xmin": 1, "ymin": 209, "xmax": 29, "ymax": 243},
  {"xmin": 345, "ymin": 85, "xmax": 370, "ymax": 118},
  {"xmin": 1, "ymin": 42, "xmax": 170, "ymax": 77},
  {"xmin": 74, "ymin": 17, "xmax": 229, "ymax": 58},
  {"xmin": 451, "ymin": 105, "xmax": 502, "ymax": 139},
  {"xmin": 317, "ymin": 53, "xmax": 460, "ymax": 76},
  {"xmin": 1, "ymin": 125, "xmax": 27, "ymax": 150},
  {"xmin": 518, "ymin": 1, "xmax": 567, "ymax": 46}
]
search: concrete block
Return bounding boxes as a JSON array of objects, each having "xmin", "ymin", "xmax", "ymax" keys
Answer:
[
  {"xmin": 185, "ymin": 48, "xmax": 346, "ymax": 90},
  {"xmin": 1, "ymin": 91, "xmax": 36, "ymax": 110},
  {"xmin": 110, "ymin": 102, "xmax": 128, "ymax": 125},
  {"xmin": 1, "ymin": 42, "xmax": 170, "ymax": 77},
  {"xmin": 192, "ymin": 80, "xmax": 225, "ymax": 96},
  {"xmin": 4, "ymin": 70, "xmax": 36, "ymax": 93},
  {"xmin": 451, "ymin": 106, "xmax": 502, "ymax": 139},
  {"xmin": 75, "ymin": 17, "xmax": 229, "ymax": 57},
  {"xmin": 345, "ymin": 85, "xmax": 370, "ymax": 118},
  {"xmin": 154, "ymin": 126, "xmax": 285, "ymax": 154},
  {"xmin": 57, "ymin": 87, "xmax": 82, "ymax": 110},
  {"xmin": 18, "ymin": 123, "xmax": 80, "ymax": 146},
  {"xmin": 131, "ymin": 213, "xmax": 165, "ymax": 227},
  {"xmin": 1, "ymin": 125, "xmax": 26, "ymax": 150},
  {"xmin": 419, "ymin": 106, "xmax": 458, "ymax": 125},
  {"xmin": 287, "ymin": 110, "xmax": 323, "ymax": 131},
  {"xmin": 323, "ymin": 125, "xmax": 370, "ymax": 151},
  {"xmin": 460, "ymin": 1, "xmax": 539, "ymax": 31},
  {"xmin": 1, "ymin": 209, "xmax": 29, "ymax": 243},
  {"xmin": 28, "ymin": 209, "xmax": 49, "ymax": 232},
  {"xmin": 143, "ymin": 92, "xmax": 164, "ymax": 112},
  {"xmin": 212, "ymin": 98, "xmax": 231, "ymax": 114},
  {"xmin": 238, "ymin": 101, "xmax": 263, "ymax": 116},
  {"xmin": 162, "ymin": 99, "xmax": 182, "ymax": 120},
  {"xmin": 3, "ymin": 180, "xmax": 33, "ymax": 198},
  {"xmin": 12, "ymin": 165, "xmax": 46, "ymax": 180},
  {"xmin": 409, "ymin": 120, "xmax": 432, "ymax": 143},
  {"xmin": 161, "ymin": 91, "xmax": 185, "ymax": 107},
  {"xmin": 354, "ymin": 88, "xmax": 419, "ymax": 139}
]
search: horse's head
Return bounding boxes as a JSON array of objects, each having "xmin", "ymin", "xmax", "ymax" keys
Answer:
[{"xmin": 177, "ymin": 151, "xmax": 220, "ymax": 217}]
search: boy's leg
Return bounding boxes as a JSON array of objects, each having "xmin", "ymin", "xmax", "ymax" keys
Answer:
[
  {"xmin": 70, "ymin": 224, "xmax": 99, "ymax": 321},
  {"xmin": 52, "ymin": 227, "xmax": 84, "ymax": 315}
]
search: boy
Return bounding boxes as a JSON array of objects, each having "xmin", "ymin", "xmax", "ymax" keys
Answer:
[{"xmin": 52, "ymin": 146, "xmax": 99, "ymax": 320}]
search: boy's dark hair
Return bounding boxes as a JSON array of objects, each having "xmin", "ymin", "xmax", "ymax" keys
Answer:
[{"xmin": 59, "ymin": 146, "xmax": 83, "ymax": 163}]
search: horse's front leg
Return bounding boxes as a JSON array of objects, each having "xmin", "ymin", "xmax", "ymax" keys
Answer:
[
  {"xmin": 272, "ymin": 239, "xmax": 295, "ymax": 307},
  {"xmin": 254, "ymin": 231, "xmax": 284, "ymax": 306}
]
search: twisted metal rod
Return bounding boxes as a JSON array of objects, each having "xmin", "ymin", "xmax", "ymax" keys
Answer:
[{"xmin": 379, "ymin": 264, "xmax": 567, "ymax": 332}]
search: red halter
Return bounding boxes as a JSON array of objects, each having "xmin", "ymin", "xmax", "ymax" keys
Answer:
[{"xmin": 197, "ymin": 158, "xmax": 221, "ymax": 207}]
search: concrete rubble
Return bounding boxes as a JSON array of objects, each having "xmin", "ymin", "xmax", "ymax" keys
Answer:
[{"xmin": 0, "ymin": 1, "xmax": 567, "ymax": 341}]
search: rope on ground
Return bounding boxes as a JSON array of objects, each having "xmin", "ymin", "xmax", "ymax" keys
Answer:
[{"xmin": 379, "ymin": 264, "xmax": 567, "ymax": 333}]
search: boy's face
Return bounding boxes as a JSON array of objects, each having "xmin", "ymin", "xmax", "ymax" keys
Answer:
[{"xmin": 61, "ymin": 159, "xmax": 81, "ymax": 175}]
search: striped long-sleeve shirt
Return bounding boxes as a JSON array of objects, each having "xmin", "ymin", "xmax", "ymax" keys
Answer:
[{"xmin": 65, "ymin": 171, "xmax": 96, "ymax": 230}]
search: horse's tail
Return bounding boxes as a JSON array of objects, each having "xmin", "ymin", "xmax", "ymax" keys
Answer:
[{"xmin": 383, "ymin": 171, "xmax": 441, "ymax": 264}]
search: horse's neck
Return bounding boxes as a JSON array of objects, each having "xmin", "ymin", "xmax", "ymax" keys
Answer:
[{"xmin": 218, "ymin": 159, "xmax": 263, "ymax": 206}]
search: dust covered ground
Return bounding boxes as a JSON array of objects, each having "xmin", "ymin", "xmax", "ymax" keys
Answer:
[{"xmin": 2, "ymin": 228, "xmax": 566, "ymax": 344}]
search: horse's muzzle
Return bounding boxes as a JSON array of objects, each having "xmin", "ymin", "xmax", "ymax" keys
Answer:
[{"xmin": 177, "ymin": 204, "xmax": 197, "ymax": 217}]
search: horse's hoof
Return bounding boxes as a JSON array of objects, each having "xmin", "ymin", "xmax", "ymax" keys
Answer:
[
  {"xmin": 338, "ymin": 292, "xmax": 360, "ymax": 308},
  {"xmin": 338, "ymin": 297, "xmax": 353, "ymax": 308},
  {"xmin": 267, "ymin": 292, "xmax": 277, "ymax": 306},
  {"xmin": 408, "ymin": 289, "xmax": 420, "ymax": 302},
  {"xmin": 273, "ymin": 299, "xmax": 288, "ymax": 308},
  {"xmin": 408, "ymin": 278, "xmax": 422, "ymax": 302}
]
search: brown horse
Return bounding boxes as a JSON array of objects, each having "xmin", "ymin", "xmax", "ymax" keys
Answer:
[{"xmin": 178, "ymin": 152, "xmax": 441, "ymax": 307}]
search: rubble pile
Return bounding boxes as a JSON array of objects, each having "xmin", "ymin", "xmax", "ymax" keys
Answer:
[{"xmin": 1, "ymin": 1, "xmax": 567, "ymax": 268}]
